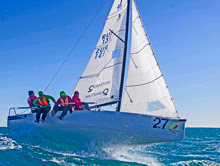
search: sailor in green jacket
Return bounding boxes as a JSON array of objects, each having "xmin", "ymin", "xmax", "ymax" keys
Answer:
[{"xmin": 33, "ymin": 91, "xmax": 56, "ymax": 123}]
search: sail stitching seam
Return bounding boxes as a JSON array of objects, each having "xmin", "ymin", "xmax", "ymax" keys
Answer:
[
  {"xmin": 126, "ymin": 75, "xmax": 162, "ymax": 87},
  {"xmin": 130, "ymin": 43, "xmax": 150, "ymax": 54},
  {"xmin": 132, "ymin": 16, "xmax": 140, "ymax": 24},
  {"xmin": 80, "ymin": 60, "xmax": 122, "ymax": 79},
  {"xmin": 108, "ymin": 2, "xmax": 128, "ymax": 17},
  {"xmin": 107, "ymin": 6, "xmax": 127, "ymax": 20}
]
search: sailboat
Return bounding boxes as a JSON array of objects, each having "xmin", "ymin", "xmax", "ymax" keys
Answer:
[{"xmin": 8, "ymin": 0, "xmax": 186, "ymax": 145}]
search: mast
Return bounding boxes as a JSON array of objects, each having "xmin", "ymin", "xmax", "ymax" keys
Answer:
[{"xmin": 117, "ymin": 0, "xmax": 130, "ymax": 112}]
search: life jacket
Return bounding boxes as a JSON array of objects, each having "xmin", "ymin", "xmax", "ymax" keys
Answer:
[
  {"xmin": 60, "ymin": 97, "xmax": 69, "ymax": 106},
  {"xmin": 38, "ymin": 96, "xmax": 49, "ymax": 106}
]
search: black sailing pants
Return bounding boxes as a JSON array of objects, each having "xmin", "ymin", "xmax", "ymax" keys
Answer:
[
  {"xmin": 36, "ymin": 106, "xmax": 51, "ymax": 121},
  {"xmin": 54, "ymin": 106, "xmax": 72, "ymax": 118}
]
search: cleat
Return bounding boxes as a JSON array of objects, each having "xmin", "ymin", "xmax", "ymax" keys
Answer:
[
  {"xmin": 35, "ymin": 120, "xmax": 39, "ymax": 123},
  {"xmin": 40, "ymin": 119, "xmax": 44, "ymax": 123}
]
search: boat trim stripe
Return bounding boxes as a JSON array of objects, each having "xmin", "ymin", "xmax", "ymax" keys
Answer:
[{"xmin": 8, "ymin": 115, "xmax": 27, "ymax": 121}]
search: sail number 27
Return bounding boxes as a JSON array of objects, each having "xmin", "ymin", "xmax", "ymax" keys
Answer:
[{"xmin": 153, "ymin": 118, "xmax": 169, "ymax": 129}]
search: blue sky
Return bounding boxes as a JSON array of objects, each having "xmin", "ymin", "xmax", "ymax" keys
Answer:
[{"xmin": 0, "ymin": 0, "xmax": 219, "ymax": 127}]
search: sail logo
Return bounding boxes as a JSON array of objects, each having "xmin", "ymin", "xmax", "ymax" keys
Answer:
[
  {"xmin": 102, "ymin": 32, "xmax": 112, "ymax": 45},
  {"xmin": 88, "ymin": 81, "xmax": 111, "ymax": 93},
  {"xmin": 117, "ymin": 0, "xmax": 122, "ymax": 10},
  {"xmin": 95, "ymin": 32, "xmax": 112, "ymax": 59},
  {"xmin": 168, "ymin": 123, "xmax": 181, "ymax": 134},
  {"xmin": 103, "ymin": 88, "xmax": 109, "ymax": 95},
  {"xmin": 95, "ymin": 45, "xmax": 108, "ymax": 59},
  {"xmin": 117, "ymin": 14, "xmax": 121, "ymax": 21}
]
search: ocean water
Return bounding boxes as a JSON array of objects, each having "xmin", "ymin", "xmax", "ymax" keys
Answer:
[{"xmin": 0, "ymin": 128, "xmax": 219, "ymax": 166}]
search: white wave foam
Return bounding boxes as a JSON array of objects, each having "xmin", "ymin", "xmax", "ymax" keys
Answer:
[
  {"xmin": 25, "ymin": 140, "xmax": 162, "ymax": 165},
  {"xmin": 170, "ymin": 160, "xmax": 220, "ymax": 166},
  {"xmin": 102, "ymin": 145, "xmax": 163, "ymax": 166},
  {"xmin": 0, "ymin": 136, "xmax": 22, "ymax": 150},
  {"xmin": 50, "ymin": 157, "xmax": 76, "ymax": 166},
  {"xmin": 27, "ymin": 144, "xmax": 82, "ymax": 157},
  {"xmin": 26, "ymin": 144, "xmax": 88, "ymax": 164}
]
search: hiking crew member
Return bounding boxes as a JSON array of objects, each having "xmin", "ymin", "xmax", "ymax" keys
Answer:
[
  {"xmin": 72, "ymin": 91, "xmax": 90, "ymax": 111},
  {"xmin": 27, "ymin": 91, "xmax": 40, "ymax": 113},
  {"xmin": 33, "ymin": 91, "xmax": 56, "ymax": 123},
  {"xmin": 52, "ymin": 91, "xmax": 73, "ymax": 120}
]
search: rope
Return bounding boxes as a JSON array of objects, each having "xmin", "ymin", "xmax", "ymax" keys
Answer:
[{"xmin": 44, "ymin": 0, "xmax": 107, "ymax": 92}]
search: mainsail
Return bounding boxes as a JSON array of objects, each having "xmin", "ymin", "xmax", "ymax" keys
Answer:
[
  {"xmin": 73, "ymin": 0, "xmax": 180, "ymax": 119},
  {"xmin": 72, "ymin": 0, "xmax": 129, "ymax": 107},
  {"xmin": 121, "ymin": 0, "xmax": 179, "ymax": 119}
]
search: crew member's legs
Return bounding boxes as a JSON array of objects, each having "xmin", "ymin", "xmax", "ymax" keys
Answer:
[
  {"xmin": 69, "ymin": 108, "xmax": 73, "ymax": 113},
  {"xmin": 41, "ymin": 107, "xmax": 51, "ymax": 121},
  {"xmin": 59, "ymin": 106, "xmax": 70, "ymax": 119},
  {"xmin": 31, "ymin": 107, "xmax": 38, "ymax": 113},
  {"xmin": 36, "ymin": 108, "xmax": 43, "ymax": 122},
  {"xmin": 54, "ymin": 106, "xmax": 62, "ymax": 115},
  {"xmin": 79, "ymin": 102, "xmax": 91, "ymax": 111}
]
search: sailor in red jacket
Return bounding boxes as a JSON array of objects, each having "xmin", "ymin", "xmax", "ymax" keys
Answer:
[
  {"xmin": 52, "ymin": 91, "xmax": 73, "ymax": 120},
  {"xmin": 27, "ymin": 91, "xmax": 40, "ymax": 113},
  {"xmin": 72, "ymin": 91, "xmax": 90, "ymax": 111}
]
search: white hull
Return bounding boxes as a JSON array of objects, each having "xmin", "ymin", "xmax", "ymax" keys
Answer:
[{"xmin": 8, "ymin": 111, "xmax": 185, "ymax": 145}]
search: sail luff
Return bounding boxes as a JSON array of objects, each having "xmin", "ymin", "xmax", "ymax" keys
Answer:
[
  {"xmin": 132, "ymin": 0, "xmax": 179, "ymax": 118},
  {"xmin": 117, "ymin": 0, "xmax": 131, "ymax": 112}
]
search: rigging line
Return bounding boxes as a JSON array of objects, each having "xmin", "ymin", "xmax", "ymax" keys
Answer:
[
  {"xmin": 44, "ymin": 0, "xmax": 107, "ymax": 92},
  {"xmin": 95, "ymin": 29, "xmax": 126, "ymax": 48},
  {"xmin": 130, "ymin": 56, "xmax": 138, "ymax": 68},
  {"xmin": 17, "ymin": 108, "xmax": 29, "ymax": 115},
  {"xmin": 125, "ymin": 88, "xmax": 133, "ymax": 103},
  {"xmin": 109, "ymin": 29, "xmax": 125, "ymax": 44}
]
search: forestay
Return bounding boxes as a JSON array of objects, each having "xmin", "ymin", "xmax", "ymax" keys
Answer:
[
  {"xmin": 121, "ymin": 0, "xmax": 179, "ymax": 119},
  {"xmin": 72, "ymin": 0, "xmax": 128, "ymax": 106}
]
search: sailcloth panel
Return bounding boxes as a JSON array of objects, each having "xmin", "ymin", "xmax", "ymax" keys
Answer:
[
  {"xmin": 121, "ymin": 0, "xmax": 179, "ymax": 119},
  {"xmin": 72, "ymin": 0, "xmax": 128, "ymax": 105}
]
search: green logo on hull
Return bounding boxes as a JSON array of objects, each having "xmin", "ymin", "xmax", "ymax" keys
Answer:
[{"xmin": 168, "ymin": 123, "xmax": 181, "ymax": 134}]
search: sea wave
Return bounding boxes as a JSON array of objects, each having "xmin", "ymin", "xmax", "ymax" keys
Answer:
[
  {"xmin": 102, "ymin": 145, "xmax": 162, "ymax": 165},
  {"xmin": 0, "ymin": 128, "xmax": 220, "ymax": 165},
  {"xmin": 0, "ymin": 136, "xmax": 22, "ymax": 150},
  {"xmin": 170, "ymin": 160, "xmax": 220, "ymax": 166}
]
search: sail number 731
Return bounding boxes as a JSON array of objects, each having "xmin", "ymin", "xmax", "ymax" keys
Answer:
[{"xmin": 153, "ymin": 118, "xmax": 169, "ymax": 129}]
